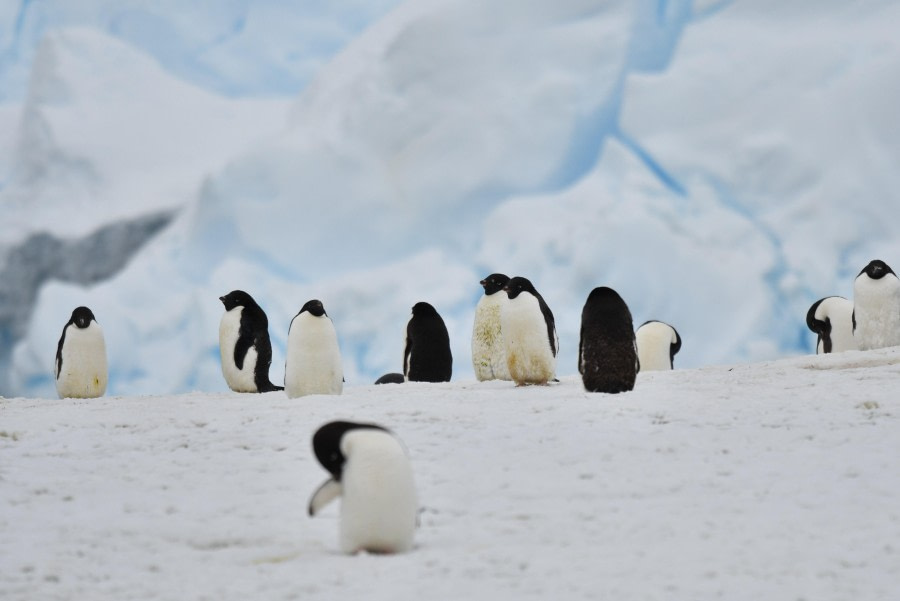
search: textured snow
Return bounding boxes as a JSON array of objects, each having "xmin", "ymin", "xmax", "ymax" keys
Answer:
[
  {"xmin": 3, "ymin": 0, "xmax": 900, "ymax": 398},
  {"xmin": 2, "ymin": 349, "xmax": 899, "ymax": 600}
]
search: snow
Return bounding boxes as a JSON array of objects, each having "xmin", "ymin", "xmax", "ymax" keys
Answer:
[
  {"xmin": 2, "ymin": 348, "xmax": 899, "ymax": 600},
  {"xmin": 2, "ymin": 0, "xmax": 900, "ymax": 400}
]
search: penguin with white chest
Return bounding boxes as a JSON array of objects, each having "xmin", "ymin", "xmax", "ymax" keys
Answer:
[
  {"xmin": 579, "ymin": 287, "xmax": 638, "ymax": 393},
  {"xmin": 404, "ymin": 302, "xmax": 452, "ymax": 382},
  {"xmin": 852, "ymin": 259, "xmax": 900, "ymax": 350},
  {"xmin": 635, "ymin": 320, "xmax": 681, "ymax": 371},
  {"xmin": 501, "ymin": 276, "xmax": 558, "ymax": 386},
  {"xmin": 55, "ymin": 306, "xmax": 108, "ymax": 399},
  {"xmin": 472, "ymin": 273, "xmax": 512, "ymax": 381},
  {"xmin": 806, "ymin": 296, "xmax": 856, "ymax": 354},
  {"xmin": 218, "ymin": 290, "xmax": 282, "ymax": 393},
  {"xmin": 308, "ymin": 420, "xmax": 418, "ymax": 555},
  {"xmin": 284, "ymin": 299, "xmax": 343, "ymax": 398}
]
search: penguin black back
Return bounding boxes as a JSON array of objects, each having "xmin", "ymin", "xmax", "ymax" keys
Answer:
[
  {"xmin": 375, "ymin": 372, "xmax": 406, "ymax": 385},
  {"xmin": 404, "ymin": 302, "xmax": 453, "ymax": 382},
  {"xmin": 56, "ymin": 306, "xmax": 97, "ymax": 379},
  {"xmin": 504, "ymin": 276, "xmax": 557, "ymax": 356},
  {"xmin": 312, "ymin": 421, "xmax": 390, "ymax": 481},
  {"xmin": 579, "ymin": 287, "xmax": 637, "ymax": 393},
  {"xmin": 219, "ymin": 290, "xmax": 283, "ymax": 392}
]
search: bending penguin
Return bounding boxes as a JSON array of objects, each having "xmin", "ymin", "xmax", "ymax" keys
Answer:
[
  {"xmin": 852, "ymin": 259, "xmax": 900, "ymax": 350},
  {"xmin": 55, "ymin": 306, "xmax": 108, "ymax": 399},
  {"xmin": 284, "ymin": 299, "xmax": 343, "ymax": 398},
  {"xmin": 501, "ymin": 276, "xmax": 558, "ymax": 386},
  {"xmin": 806, "ymin": 296, "xmax": 856, "ymax": 354},
  {"xmin": 471, "ymin": 273, "xmax": 512, "ymax": 381},
  {"xmin": 579, "ymin": 287, "xmax": 638, "ymax": 393},
  {"xmin": 635, "ymin": 320, "xmax": 681, "ymax": 371},
  {"xmin": 404, "ymin": 302, "xmax": 452, "ymax": 382},
  {"xmin": 218, "ymin": 290, "xmax": 283, "ymax": 393},
  {"xmin": 308, "ymin": 420, "xmax": 418, "ymax": 555},
  {"xmin": 374, "ymin": 373, "xmax": 405, "ymax": 385}
]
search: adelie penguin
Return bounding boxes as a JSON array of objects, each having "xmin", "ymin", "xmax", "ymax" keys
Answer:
[
  {"xmin": 404, "ymin": 302, "xmax": 452, "ymax": 383},
  {"xmin": 284, "ymin": 299, "xmax": 343, "ymax": 398},
  {"xmin": 218, "ymin": 290, "xmax": 283, "ymax": 393},
  {"xmin": 308, "ymin": 420, "xmax": 418, "ymax": 555},
  {"xmin": 374, "ymin": 373, "xmax": 405, "ymax": 385},
  {"xmin": 635, "ymin": 320, "xmax": 681, "ymax": 371},
  {"xmin": 806, "ymin": 296, "xmax": 856, "ymax": 354},
  {"xmin": 579, "ymin": 287, "xmax": 638, "ymax": 393},
  {"xmin": 500, "ymin": 276, "xmax": 558, "ymax": 386},
  {"xmin": 55, "ymin": 306, "xmax": 108, "ymax": 399},
  {"xmin": 471, "ymin": 273, "xmax": 512, "ymax": 381},
  {"xmin": 852, "ymin": 259, "xmax": 900, "ymax": 350}
]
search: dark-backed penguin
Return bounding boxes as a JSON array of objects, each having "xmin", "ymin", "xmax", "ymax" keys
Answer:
[
  {"xmin": 403, "ymin": 302, "xmax": 452, "ymax": 383},
  {"xmin": 579, "ymin": 287, "xmax": 638, "ymax": 393},
  {"xmin": 218, "ymin": 290, "xmax": 282, "ymax": 393}
]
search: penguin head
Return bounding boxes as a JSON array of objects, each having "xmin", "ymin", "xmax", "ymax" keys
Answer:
[
  {"xmin": 860, "ymin": 259, "xmax": 895, "ymax": 281},
  {"xmin": 219, "ymin": 290, "xmax": 257, "ymax": 312},
  {"xmin": 312, "ymin": 421, "xmax": 389, "ymax": 480},
  {"xmin": 70, "ymin": 306, "xmax": 96, "ymax": 329},
  {"xmin": 480, "ymin": 273, "xmax": 510, "ymax": 296},
  {"xmin": 411, "ymin": 301, "xmax": 438, "ymax": 317},
  {"xmin": 503, "ymin": 276, "xmax": 537, "ymax": 300},
  {"xmin": 583, "ymin": 287, "xmax": 631, "ymax": 324},
  {"xmin": 300, "ymin": 299, "xmax": 327, "ymax": 317}
]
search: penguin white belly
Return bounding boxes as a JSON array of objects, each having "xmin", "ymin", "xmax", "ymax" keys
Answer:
[
  {"xmin": 853, "ymin": 279, "xmax": 900, "ymax": 350},
  {"xmin": 219, "ymin": 307, "xmax": 259, "ymax": 393},
  {"xmin": 471, "ymin": 295, "xmax": 511, "ymax": 381},
  {"xmin": 285, "ymin": 314, "xmax": 343, "ymax": 398},
  {"xmin": 501, "ymin": 296, "xmax": 556, "ymax": 385},
  {"xmin": 339, "ymin": 430, "xmax": 417, "ymax": 554},
  {"xmin": 636, "ymin": 322, "xmax": 674, "ymax": 371},
  {"xmin": 56, "ymin": 324, "xmax": 108, "ymax": 399}
]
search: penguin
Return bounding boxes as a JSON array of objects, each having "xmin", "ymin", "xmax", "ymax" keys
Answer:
[
  {"xmin": 805, "ymin": 296, "xmax": 856, "ymax": 354},
  {"xmin": 403, "ymin": 302, "xmax": 452, "ymax": 383},
  {"xmin": 471, "ymin": 273, "xmax": 512, "ymax": 381},
  {"xmin": 579, "ymin": 287, "xmax": 638, "ymax": 393},
  {"xmin": 852, "ymin": 259, "xmax": 900, "ymax": 351},
  {"xmin": 308, "ymin": 420, "xmax": 417, "ymax": 555},
  {"xmin": 500, "ymin": 276, "xmax": 558, "ymax": 386},
  {"xmin": 635, "ymin": 320, "xmax": 681, "ymax": 371},
  {"xmin": 374, "ymin": 373, "xmax": 405, "ymax": 385},
  {"xmin": 218, "ymin": 290, "xmax": 283, "ymax": 393},
  {"xmin": 284, "ymin": 299, "xmax": 343, "ymax": 398},
  {"xmin": 54, "ymin": 306, "xmax": 108, "ymax": 399}
]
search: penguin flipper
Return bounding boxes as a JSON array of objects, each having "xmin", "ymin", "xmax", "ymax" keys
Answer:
[
  {"xmin": 308, "ymin": 478, "xmax": 342, "ymax": 516},
  {"xmin": 233, "ymin": 332, "xmax": 254, "ymax": 370}
]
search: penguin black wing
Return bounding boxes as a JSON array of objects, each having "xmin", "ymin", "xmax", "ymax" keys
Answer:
[
  {"xmin": 806, "ymin": 298, "xmax": 830, "ymax": 352},
  {"xmin": 533, "ymin": 290, "xmax": 557, "ymax": 357},
  {"xmin": 55, "ymin": 324, "xmax": 68, "ymax": 379},
  {"xmin": 669, "ymin": 326, "xmax": 682, "ymax": 368}
]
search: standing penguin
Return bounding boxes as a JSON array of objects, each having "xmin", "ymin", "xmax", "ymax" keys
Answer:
[
  {"xmin": 852, "ymin": 259, "xmax": 900, "ymax": 350},
  {"xmin": 404, "ymin": 302, "xmax": 452, "ymax": 382},
  {"xmin": 579, "ymin": 287, "xmax": 638, "ymax": 393},
  {"xmin": 55, "ymin": 306, "xmax": 108, "ymax": 399},
  {"xmin": 806, "ymin": 296, "xmax": 856, "ymax": 354},
  {"xmin": 218, "ymin": 290, "xmax": 283, "ymax": 393},
  {"xmin": 284, "ymin": 299, "xmax": 343, "ymax": 398},
  {"xmin": 635, "ymin": 320, "xmax": 681, "ymax": 371},
  {"xmin": 471, "ymin": 273, "xmax": 512, "ymax": 381},
  {"xmin": 308, "ymin": 420, "xmax": 418, "ymax": 554},
  {"xmin": 501, "ymin": 276, "xmax": 558, "ymax": 386}
]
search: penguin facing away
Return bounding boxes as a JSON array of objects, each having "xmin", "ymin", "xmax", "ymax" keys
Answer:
[
  {"xmin": 635, "ymin": 320, "xmax": 681, "ymax": 371},
  {"xmin": 472, "ymin": 273, "xmax": 512, "ymax": 381},
  {"xmin": 55, "ymin": 306, "xmax": 108, "ymax": 399},
  {"xmin": 374, "ymin": 372, "xmax": 406, "ymax": 385},
  {"xmin": 218, "ymin": 290, "xmax": 283, "ymax": 393},
  {"xmin": 806, "ymin": 296, "xmax": 856, "ymax": 354},
  {"xmin": 852, "ymin": 259, "xmax": 900, "ymax": 351},
  {"xmin": 579, "ymin": 287, "xmax": 638, "ymax": 393},
  {"xmin": 308, "ymin": 420, "xmax": 418, "ymax": 555},
  {"xmin": 404, "ymin": 302, "xmax": 452, "ymax": 383},
  {"xmin": 284, "ymin": 299, "xmax": 343, "ymax": 398},
  {"xmin": 501, "ymin": 276, "xmax": 558, "ymax": 386}
]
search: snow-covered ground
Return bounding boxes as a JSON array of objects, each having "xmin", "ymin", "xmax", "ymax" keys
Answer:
[{"xmin": 3, "ymin": 348, "xmax": 899, "ymax": 600}]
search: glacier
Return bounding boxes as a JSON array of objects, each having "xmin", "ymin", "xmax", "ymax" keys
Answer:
[{"xmin": 2, "ymin": 0, "xmax": 900, "ymax": 398}]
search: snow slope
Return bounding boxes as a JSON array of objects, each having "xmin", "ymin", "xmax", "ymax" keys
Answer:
[
  {"xmin": 2, "ymin": 349, "xmax": 899, "ymax": 600},
  {"xmin": 5, "ymin": 0, "xmax": 900, "ymax": 398}
]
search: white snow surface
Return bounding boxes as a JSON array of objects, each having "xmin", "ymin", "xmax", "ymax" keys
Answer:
[
  {"xmin": 4, "ymin": 0, "xmax": 900, "ymax": 397},
  {"xmin": 2, "ymin": 349, "xmax": 899, "ymax": 600}
]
